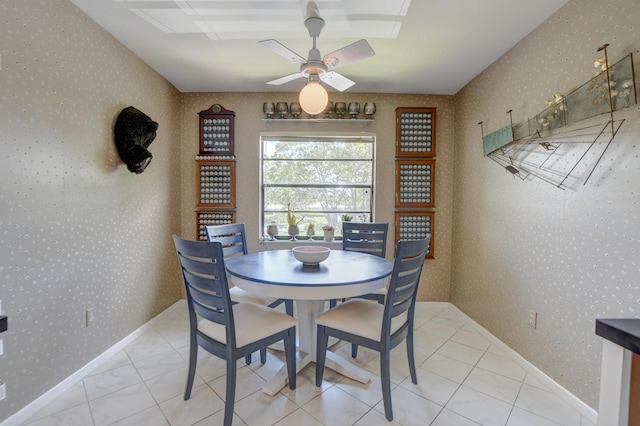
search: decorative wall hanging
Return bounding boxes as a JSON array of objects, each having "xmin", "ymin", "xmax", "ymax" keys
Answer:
[
  {"xmin": 479, "ymin": 44, "xmax": 636, "ymax": 190},
  {"xmin": 114, "ymin": 106, "xmax": 158, "ymax": 174}
]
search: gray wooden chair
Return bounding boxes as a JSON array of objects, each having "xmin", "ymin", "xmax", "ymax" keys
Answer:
[
  {"xmin": 342, "ymin": 221, "xmax": 388, "ymax": 258},
  {"xmin": 315, "ymin": 236, "xmax": 430, "ymax": 421},
  {"xmin": 342, "ymin": 221, "xmax": 388, "ymax": 304},
  {"xmin": 206, "ymin": 223, "xmax": 294, "ymax": 363},
  {"xmin": 173, "ymin": 235, "xmax": 297, "ymax": 426},
  {"xmin": 333, "ymin": 222, "xmax": 389, "ymax": 357}
]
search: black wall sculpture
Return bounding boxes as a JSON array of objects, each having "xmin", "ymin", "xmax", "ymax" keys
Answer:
[{"xmin": 114, "ymin": 106, "xmax": 158, "ymax": 174}]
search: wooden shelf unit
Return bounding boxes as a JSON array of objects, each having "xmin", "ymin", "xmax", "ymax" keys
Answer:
[{"xmin": 394, "ymin": 107, "xmax": 437, "ymax": 258}]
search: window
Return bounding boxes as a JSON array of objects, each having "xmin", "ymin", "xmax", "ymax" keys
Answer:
[{"xmin": 261, "ymin": 133, "xmax": 376, "ymax": 240}]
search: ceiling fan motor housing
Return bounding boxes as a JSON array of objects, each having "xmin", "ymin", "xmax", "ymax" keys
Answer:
[{"xmin": 304, "ymin": 16, "xmax": 325, "ymax": 38}]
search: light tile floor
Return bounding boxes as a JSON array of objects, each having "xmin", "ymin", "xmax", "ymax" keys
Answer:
[{"xmin": 22, "ymin": 302, "xmax": 596, "ymax": 426}]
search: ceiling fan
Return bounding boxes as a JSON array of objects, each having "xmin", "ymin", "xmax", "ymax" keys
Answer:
[{"xmin": 259, "ymin": 13, "xmax": 375, "ymax": 92}]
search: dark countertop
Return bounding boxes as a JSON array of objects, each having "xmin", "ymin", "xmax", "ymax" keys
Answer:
[{"xmin": 596, "ymin": 318, "xmax": 640, "ymax": 355}]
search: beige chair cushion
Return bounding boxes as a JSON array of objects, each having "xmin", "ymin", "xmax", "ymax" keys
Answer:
[
  {"xmin": 315, "ymin": 299, "xmax": 407, "ymax": 341},
  {"xmin": 198, "ymin": 303, "xmax": 297, "ymax": 348},
  {"xmin": 229, "ymin": 286, "xmax": 280, "ymax": 306}
]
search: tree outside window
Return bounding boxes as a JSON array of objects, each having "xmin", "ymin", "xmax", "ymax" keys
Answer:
[{"xmin": 261, "ymin": 133, "xmax": 375, "ymax": 240}]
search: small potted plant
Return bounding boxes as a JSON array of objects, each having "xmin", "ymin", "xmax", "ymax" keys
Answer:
[
  {"xmin": 306, "ymin": 222, "xmax": 315, "ymax": 239},
  {"xmin": 286, "ymin": 203, "xmax": 304, "ymax": 241},
  {"xmin": 322, "ymin": 225, "xmax": 335, "ymax": 242},
  {"xmin": 341, "ymin": 214, "xmax": 353, "ymax": 222}
]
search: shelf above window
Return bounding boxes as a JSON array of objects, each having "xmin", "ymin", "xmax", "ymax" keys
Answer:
[{"xmin": 262, "ymin": 118, "xmax": 374, "ymax": 123}]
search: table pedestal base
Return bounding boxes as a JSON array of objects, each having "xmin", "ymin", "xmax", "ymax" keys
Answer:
[
  {"xmin": 261, "ymin": 299, "xmax": 371, "ymax": 396},
  {"xmin": 261, "ymin": 351, "xmax": 371, "ymax": 396}
]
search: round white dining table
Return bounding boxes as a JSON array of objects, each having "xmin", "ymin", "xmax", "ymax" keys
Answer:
[{"xmin": 225, "ymin": 248, "xmax": 392, "ymax": 396}]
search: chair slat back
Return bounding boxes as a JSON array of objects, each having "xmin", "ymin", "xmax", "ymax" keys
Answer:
[
  {"xmin": 205, "ymin": 223, "xmax": 248, "ymax": 259},
  {"xmin": 173, "ymin": 235, "xmax": 234, "ymax": 331},
  {"xmin": 178, "ymin": 260, "xmax": 226, "ymax": 323},
  {"xmin": 342, "ymin": 222, "xmax": 389, "ymax": 258},
  {"xmin": 384, "ymin": 236, "xmax": 431, "ymax": 325}
]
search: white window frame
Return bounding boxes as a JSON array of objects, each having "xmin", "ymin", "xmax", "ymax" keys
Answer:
[{"xmin": 259, "ymin": 132, "xmax": 377, "ymax": 240}]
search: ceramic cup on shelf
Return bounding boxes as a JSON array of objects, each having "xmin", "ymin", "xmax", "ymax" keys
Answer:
[
  {"xmin": 276, "ymin": 102, "xmax": 288, "ymax": 119},
  {"xmin": 364, "ymin": 102, "xmax": 376, "ymax": 119},
  {"xmin": 348, "ymin": 102, "xmax": 360, "ymax": 119},
  {"xmin": 289, "ymin": 102, "xmax": 302, "ymax": 118},
  {"xmin": 263, "ymin": 102, "xmax": 275, "ymax": 119}
]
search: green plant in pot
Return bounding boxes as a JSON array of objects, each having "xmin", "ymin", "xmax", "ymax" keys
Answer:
[
  {"xmin": 306, "ymin": 222, "xmax": 315, "ymax": 238},
  {"xmin": 286, "ymin": 203, "xmax": 304, "ymax": 241}
]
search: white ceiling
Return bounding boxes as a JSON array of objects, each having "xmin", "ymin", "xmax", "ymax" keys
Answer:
[{"xmin": 70, "ymin": 0, "xmax": 567, "ymax": 95}]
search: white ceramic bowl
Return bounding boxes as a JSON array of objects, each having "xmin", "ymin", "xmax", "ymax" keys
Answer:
[{"xmin": 292, "ymin": 246, "xmax": 330, "ymax": 265}]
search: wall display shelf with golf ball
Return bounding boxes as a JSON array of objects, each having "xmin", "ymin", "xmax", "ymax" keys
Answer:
[
  {"xmin": 198, "ymin": 104, "xmax": 235, "ymax": 155},
  {"xmin": 195, "ymin": 160, "xmax": 235, "ymax": 209},
  {"xmin": 395, "ymin": 159, "xmax": 435, "ymax": 208},
  {"xmin": 195, "ymin": 105, "xmax": 238, "ymax": 238},
  {"xmin": 394, "ymin": 107, "xmax": 437, "ymax": 258},
  {"xmin": 394, "ymin": 212, "xmax": 434, "ymax": 259},
  {"xmin": 395, "ymin": 107, "xmax": 436, "ymax": 157},
  {"xmin": 195, "ymin": 211, "xmax": 236, "ymax": 241}
]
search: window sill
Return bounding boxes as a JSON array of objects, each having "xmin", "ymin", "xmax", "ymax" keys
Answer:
[{"xmin": 256, "ymin": 240, "xmax": 342, "ymax": 252}]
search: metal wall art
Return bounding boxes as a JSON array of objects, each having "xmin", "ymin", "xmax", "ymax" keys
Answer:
[{"xmin": 479, "ymin": 45, "xmax": 637, "ymax": 190}]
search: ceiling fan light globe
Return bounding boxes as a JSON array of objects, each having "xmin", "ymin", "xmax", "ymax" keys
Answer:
[{"xmin": 299, "ymin": 81, "xmax": 328, "ymax": 115}]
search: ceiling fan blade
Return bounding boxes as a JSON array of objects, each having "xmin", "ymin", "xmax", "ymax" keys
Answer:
[
  {"xmin": 323, "ymin": 39, "xmax": 375, "ymax": 69},
  {"xmin": 320, "ymin": 71, "xmax": 355, "ymax": 92},
  {"xmin": 259, "ymin": 39, "xmax": 306, "ymax": 64},
  {"xmin": 266, "ymin": 72, "xmax": 304, "ymax": 86}
]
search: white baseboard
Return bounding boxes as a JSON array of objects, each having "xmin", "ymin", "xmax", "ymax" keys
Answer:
[
  {"xmin": 0, "ymin": 300, "xmax": 185, "ymax": 426},
  {"xmin": 445, "ymin": 303, "xmax": 598, "ymax": 424}
]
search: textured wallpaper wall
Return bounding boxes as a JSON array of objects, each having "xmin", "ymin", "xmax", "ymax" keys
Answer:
[
  {"xmin": 0, "ymin": 1, "xmax": 183, "ymax": 421},
  {"xmin": 452, "ymin": 0, "xmax": 640, "ymax": 409},
  {"xmin": 4, "ymin": 0, "xmax": 636, "ymax": 421},
  {"xmin": 179, "ymin": 93, "xmax": 456, "ymax": 302}
]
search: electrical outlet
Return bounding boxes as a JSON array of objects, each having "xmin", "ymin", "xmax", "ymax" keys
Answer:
[
  {"xmin": 529, "ymin": 310, "xmax": 538, "ymax": 329},
  {"xmin": 85, "ymin": 308, "xmax": 95, "ymax": 327}
]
